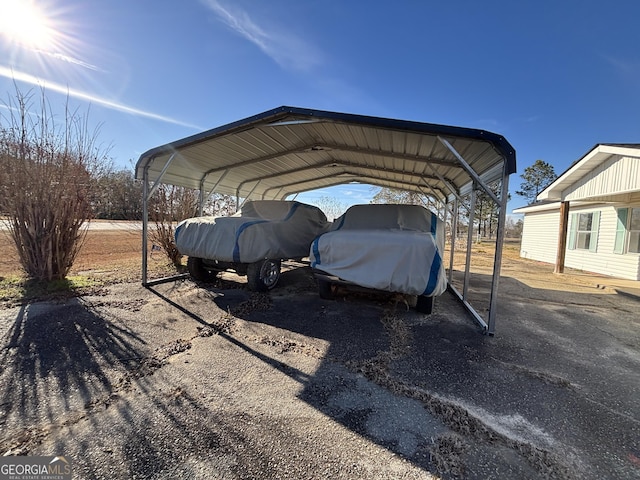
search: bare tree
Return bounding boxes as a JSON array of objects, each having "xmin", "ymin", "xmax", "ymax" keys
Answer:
[
  {"xmin": 92, "ymin": 167, "xmax": 143, "ymax": 219},
  {"xmin": 204, "ymin": 193, "xmax": 237, "ymax": 216},
  {"xmin": 0, "ymin": 87, "xmax": 110, "ymax": 281},
  {"xmin": 370, "ymin": 187, "xmax": 439, "ymax": 211},
  {"xmin": 308, "ymin": 195, "xmax": 348, "ymax": 221},
  {"xmin": 148, "ymin": 184, "xmax": 199, "ymax": 268}
]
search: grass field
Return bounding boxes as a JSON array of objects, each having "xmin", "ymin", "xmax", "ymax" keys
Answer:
[{"xmin": 0, "ymin": 229, "xmax": 177, "ymax": 304}]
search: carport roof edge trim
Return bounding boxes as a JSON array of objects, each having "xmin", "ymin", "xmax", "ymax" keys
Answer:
[{"xmin": 135, "ymin": 106, "xmax": 516, "ymax": 176}]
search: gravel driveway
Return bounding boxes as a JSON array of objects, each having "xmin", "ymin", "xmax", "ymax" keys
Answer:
[{"xmin": 1, "ymin": 262, "xmax": 639, "ymax": 479}]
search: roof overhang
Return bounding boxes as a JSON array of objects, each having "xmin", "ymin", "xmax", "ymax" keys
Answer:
[
  {"xmin": 537, "ymin": 144, "xmax": 640, "ymax": 202},
  {"xmin": 135, "ymin": 106, "xmax": 516, "ymax": 204}
]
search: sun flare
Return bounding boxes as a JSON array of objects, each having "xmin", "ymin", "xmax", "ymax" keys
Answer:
[{"xmin": 0, "ymin": 0, "xmax": 54, "ymax": 48}]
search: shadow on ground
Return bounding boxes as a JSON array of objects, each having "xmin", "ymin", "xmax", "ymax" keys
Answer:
[
  {"xmin": 1, "ymin": 261, "xmax": 639, "ymax": 479},
  {"xmin": 205, "ymin": 264, "xmax": 640, "ymax": 479}
]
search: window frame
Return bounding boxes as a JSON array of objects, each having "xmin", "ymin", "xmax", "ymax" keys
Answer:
[
  {"xmin": 568, "ymin": 211, "xmax": 600, "ymax": 252},
  {"xmin": 615, "ymin": 207, "xmax": 640, "ymax": 255}
]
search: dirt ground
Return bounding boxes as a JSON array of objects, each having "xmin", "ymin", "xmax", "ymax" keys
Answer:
[
  {"xmin": 0, "ymin": 230, "xmax": 639, "ymax": 479},
  {"xmin": 0, "ymin": 228, "xmax": 172, "ymax": 283}
]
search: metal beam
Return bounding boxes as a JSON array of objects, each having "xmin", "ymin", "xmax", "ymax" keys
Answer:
[
  {"xmin": 438, "ymin": 137, "xmax": 501, "ymax": 205},
  {"xmin": 197, "ymin": 141, "xmax": 458, "ymax": 181},
  {"xmin": 198, "ymin": 170, "xmax": 228, "ymax": 216},
  {"xmin": 448, "ymin": 284, "xmax": 488, "ymax": 333},
  {"xmin": 278, "ymin": 172, "xmax": 445, "ymax": 202},
  {"xmin": 265, "ymin": 171, "xmax": 449, "ymax": 201},
  {"xmin": 146, "ymin": 153, "xmax": 177, "ymax": 201},
  {"xmin": 237, "ymin": 180, "xmax": 261, "ymax": 209},
  {"xmin": 314, "ymin": 143, "xmax": 458, "ymax": 166},
  {"xmin": 463, "ymin": 186, "xmax": 477, "ymax": 301},
  {"xmin": 235, "ymin": 159, "xmax": 450, "ymax": 194},
  {"xmin": 200, "ymin": 146, "xmax": 312, "ymax": 177},
  {"xmin": 486, "ymin": 169, "xmax": 510, "ymax": 335},
  {"xmin": 142, "ymin": 164, "xmax": 150, "ymax": 286},
  {"xmin": 448, "ymin": 198, "xmax": 459, "ymax": 283}
]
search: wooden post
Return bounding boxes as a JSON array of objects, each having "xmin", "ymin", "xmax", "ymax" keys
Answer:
[{"xmin": 555, "ymin": 201, "xmax": 569, "ymax": 274}]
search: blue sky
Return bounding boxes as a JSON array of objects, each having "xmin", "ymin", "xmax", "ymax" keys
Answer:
[{"xmin": 1, "ymin": 0, "xmax": 639, "ymax": 213}]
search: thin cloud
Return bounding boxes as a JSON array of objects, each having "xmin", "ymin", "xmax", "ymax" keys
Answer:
[
  {"xmin": 602, "ymin": 54, "xmax": 640, "ymax": 80},
  {"xmin": 0, "ymin": 66, "xmax": 201, "ymax": 129},
  {"xmin": 33, "ymin": 48, "xmax": 102, "ymax": 71},
  {"xmin": 201, "ymin": 0, "xmax": 323, "ymax": 72},
  {"xmin": 603, "ymin": 55, "xmax": 637, "ymax": 73}
]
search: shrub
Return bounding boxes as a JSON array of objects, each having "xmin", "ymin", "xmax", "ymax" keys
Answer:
[{"xmin": 0, "ymin": 87, "xmax": 110, "ymax": 281}]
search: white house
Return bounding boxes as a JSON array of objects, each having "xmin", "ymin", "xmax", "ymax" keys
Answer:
[{"xmin": 514, "ymin": 144, "xmax": 640, "ymax": 280}]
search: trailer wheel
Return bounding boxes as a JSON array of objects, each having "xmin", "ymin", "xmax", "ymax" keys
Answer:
[
  {"xmin": 416, "ymin": 295, "xmax": 434, "ymax": 314},
  {"xmin": 317, "ymin": 278, "xmax": 334, "ymax": 300},
  {"xmin": 187, "ymin": 257, "xmax": 217, "ymax": 282},
  {"xmin": 247, "ymin": 259, "xmax": 281, "ymax": 291}
]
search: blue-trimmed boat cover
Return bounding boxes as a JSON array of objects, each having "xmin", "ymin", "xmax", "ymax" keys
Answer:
[
  {"xmin": 175, "ymin": 200, "xmax": 330, "ymax": 264},
  {"xmin": 310, "ymin": 204, "xmax": 447, "ymax": 297}
]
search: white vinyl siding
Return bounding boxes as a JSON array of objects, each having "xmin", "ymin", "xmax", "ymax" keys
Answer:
[
  {"xmin": 518, "ymin": 146, "xmax": 640, "ymax": 281},
  {"xmin": 565, "ymin": 155, "xmax": 640, "ymax": 201},
  {"xmin": 519, "ymin": 210, "xmax": 559, "ymax": 264},
  {"xmin": 520, "ymin": 204, "xmax": 640, "ymax": 280},
  {"xmin": 564, "ymin": 205, "xmax": 639, "ymax": 280}
]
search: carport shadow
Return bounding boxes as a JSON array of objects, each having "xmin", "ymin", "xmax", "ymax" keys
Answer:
[
  {"xmin": 0, "ymin": 298, "xmax": 147, "ymax": 437},
  {"xmin": 210, "ymin": 265, "xmax": 640, "ymax": 478},
  {"xmin": 203, "ymin": 265, "xmax": 470, "ymax": 473},
  {"xmin": 145, "ymin": 263, "xmax": 640, "ymax": 478}
]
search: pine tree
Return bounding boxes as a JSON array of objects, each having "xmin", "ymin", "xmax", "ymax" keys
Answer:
[{"xmin": 515, "ymin": 160, "xmax": 557, "ymax": 204}]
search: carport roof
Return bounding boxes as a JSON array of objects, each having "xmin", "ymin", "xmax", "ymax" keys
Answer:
[{"xmin": 135, "ymin": 106, "xmax": 516, "ymax": 202}]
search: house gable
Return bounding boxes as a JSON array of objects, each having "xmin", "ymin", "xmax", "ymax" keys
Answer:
[
  {"xmin": 537, "ymin": 144, "xmax": 640, "ymax": 203},
  {"xmin": 563, "ymin": 154, "xmax": 640, "ymax": 202},
  {"xmin": 517, "ymin": 144, "xmax": 640, "ymax": 281}
]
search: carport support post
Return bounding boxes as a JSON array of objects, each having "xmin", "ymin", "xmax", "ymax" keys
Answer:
[
  {"xmin": 142, "ymin": 165, "xmax": 150, "ymax": 286},
  {"xmin": 198, "ymin": 179, "xmax": 206, "ymax": 216},
  {"xmin": 554, "ymin": 201, "xmax": 570, "ymax": 274},
  {"xmin": 486, "ymin": 172, "xmax": 510, "ymax": 335},
  {"xmin": 448, "ymin": 198, "xmax": 459, "ymax": 283},
  {"xmin": 463, "ymin": 186, "xmax": 477, "ymax": 300},
  {"xmin": 140, "ymin": 152, "xmax": 178, "ymax": 286}
]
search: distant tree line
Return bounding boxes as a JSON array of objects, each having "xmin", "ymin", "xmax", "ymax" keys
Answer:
[
  {"xmin": 370, "ymin": 182, "xmax": 519, "ymax": 239},
  {"xmin": 89, "ymin": 167, "xmax": 237, "ymax": 221},
  {"xmin": 91, "ymin": 168, "xmax": 143, "ymax": 219}
]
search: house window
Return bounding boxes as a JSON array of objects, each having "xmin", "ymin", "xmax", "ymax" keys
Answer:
[
  {"xmin": 568, "ymin": 211, "xmax": 600, "ymax": 252},
  {"xmin": 614, "ymin": 207, "xmax": 640, "ymax": 254},
  {"xmin": 576, "ymin": 213, "xmax": 593, "ymax": 249}
]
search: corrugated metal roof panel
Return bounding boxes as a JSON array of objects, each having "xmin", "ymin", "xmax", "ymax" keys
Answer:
[{"xmin": 136, "ymin": 106, "xmax": 515, "ymax": 202}]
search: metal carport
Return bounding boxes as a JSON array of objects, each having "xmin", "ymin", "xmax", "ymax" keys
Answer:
[{"xmin": 135, "ymin": 106, "xmax": 516, "ymax": 334}]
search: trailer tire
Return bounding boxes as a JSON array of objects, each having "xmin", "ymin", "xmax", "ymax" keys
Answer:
[
  {"xmin": 187, "ymin": 256, "xmax": 217, "ymax": 282},
  {"xmin": 317, "ymin": 278, "xmax": 334, "ymax": 300},
  {"xmin": 247, "ymin": 259, "xmax": 281, "ymax": 291},
  {"xmin": 416, "ymin": 295, "xmax": 434, "ymax": 314}
]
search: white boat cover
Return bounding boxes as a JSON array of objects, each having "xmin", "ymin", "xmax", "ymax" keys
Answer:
[
  {"xmin": 310, "ymin": 204, "xmax": 447, "ymax": 296},
  {"xmin": 175, "ymin": 200, "xmax": 330, "ymax": 264}
]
